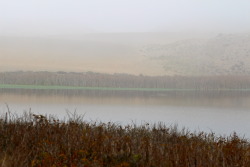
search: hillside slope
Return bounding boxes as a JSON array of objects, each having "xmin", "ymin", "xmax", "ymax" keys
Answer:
[
  {"xmin": 143, "ymin": 34, "xmax": 250, "ymax": 75},
  {"xmin": 1, "ymin": 33, "xmax": 250, "ymax": 76}
]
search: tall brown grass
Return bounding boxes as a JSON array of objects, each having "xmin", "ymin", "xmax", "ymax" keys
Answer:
[{"xmin": 0, "ymin": 112, "xmax": 249, "ymax": 167}]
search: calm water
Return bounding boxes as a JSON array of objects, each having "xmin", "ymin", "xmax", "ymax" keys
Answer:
[{"xmin": 1, "ymin": 89, "xmax": 250, "ymax": 138}]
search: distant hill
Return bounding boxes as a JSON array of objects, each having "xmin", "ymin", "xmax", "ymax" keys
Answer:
[
  {"xmin": 142, "ymin": 33, "xmax": 250, "ymax": 75},
  {"xmin": 0, "ymin": 34, "xmax": 168, "ymax": 76},
  {"xmin": 1, "ymin": 33, "xmax": 250, "ymax": 76}
]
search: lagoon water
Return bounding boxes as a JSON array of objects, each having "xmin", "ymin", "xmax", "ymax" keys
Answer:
[{"xmin": 1, "ymin": 89, "xmax": 250, "ymax": 138}]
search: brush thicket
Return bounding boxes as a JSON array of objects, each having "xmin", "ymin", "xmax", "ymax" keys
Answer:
[{"xmin": 0, "ymin": 112, "xmax": 249, "ymax": 167}]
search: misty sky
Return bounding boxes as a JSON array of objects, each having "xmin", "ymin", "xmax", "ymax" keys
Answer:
[{"xmin": 1, "ymin": 0, "xmax": 250, "ymax": 36}]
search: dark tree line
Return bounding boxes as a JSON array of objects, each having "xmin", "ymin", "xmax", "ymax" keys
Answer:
[{"xmin": 0, "ymin": 71, "xmax": 250, "ymax": 90}]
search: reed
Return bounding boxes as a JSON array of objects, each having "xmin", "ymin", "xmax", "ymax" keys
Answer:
[{"xmin": 0, "ymin": 112, "xmax": 249, "ymax": 167}]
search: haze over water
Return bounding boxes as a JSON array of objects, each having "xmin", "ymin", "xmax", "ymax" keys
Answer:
[{"xmin": 1, "ymin": 0, "xmax": 250, "ymax": 138}]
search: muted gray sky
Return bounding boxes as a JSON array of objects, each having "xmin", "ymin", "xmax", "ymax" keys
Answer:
[{"xmin": 0, "ymin": 0, "xmax": 250, "ymax": 36}]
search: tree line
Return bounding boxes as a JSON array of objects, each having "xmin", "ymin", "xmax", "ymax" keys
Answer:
[{"xmin": 0, "ymin": 71, "xmax": 250, "ymax": 90}]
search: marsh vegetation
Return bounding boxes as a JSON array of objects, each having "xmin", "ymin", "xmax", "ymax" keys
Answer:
[{"xmin": 0, "ymin": 112, "xmax": 249, "ymax": 167}]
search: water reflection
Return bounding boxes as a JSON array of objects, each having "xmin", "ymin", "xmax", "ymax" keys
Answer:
[
  {"xmin": 1, "ymin": 89, "xmax": 250, "ymax": 138},
  {"xmin": 1, "ymin": 89, "xmax": 250, "ymax": 109}
]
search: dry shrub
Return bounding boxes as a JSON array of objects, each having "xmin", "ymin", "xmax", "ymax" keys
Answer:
[{"xmin": 0, "ymin": 112, "xmax": 249, "ymax": 167}]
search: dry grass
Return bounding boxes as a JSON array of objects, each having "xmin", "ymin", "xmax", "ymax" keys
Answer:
[{"xmin": 0, "ymin": 112, "xmax": 250, "ymax": 167}]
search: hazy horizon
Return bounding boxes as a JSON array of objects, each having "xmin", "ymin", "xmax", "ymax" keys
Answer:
[
  {"xmin": 2, "ymin": 0, "xmax": 250, "ymax": 144},
  {"xmin": 1, "ymin": 0, "xmax": 250, "ymax": 75}
]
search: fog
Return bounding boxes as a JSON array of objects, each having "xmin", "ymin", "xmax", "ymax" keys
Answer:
[
  {"xmin": 1, "ymin": 0, "xmax": 250, "ymax": 36},
  {"xmin": 0, "ymin": 33, "xmax": 216, "ymax": 75},
  {"xmin": 1, "ymin": 0, "xmax": 250, "ymax": 141},
  {"xmin": 1, "ymin": 0, "xmax": 250, "ymax": 75}
]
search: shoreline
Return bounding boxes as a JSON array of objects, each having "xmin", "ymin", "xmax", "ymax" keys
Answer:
[{"xmin": 1, "ymin": 84, "xmax": 250, "ymax": 92}]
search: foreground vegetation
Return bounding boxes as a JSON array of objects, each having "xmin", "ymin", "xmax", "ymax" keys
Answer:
[{"xmin": 0, "ymin": 112, "xmax": 249, "ymax": 167}]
